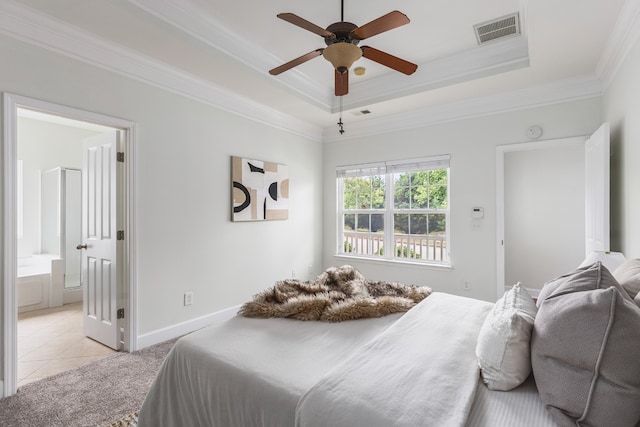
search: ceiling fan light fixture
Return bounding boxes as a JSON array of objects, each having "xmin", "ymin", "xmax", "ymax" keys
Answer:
[
  {"xmin": 323, "ymin": 43, "xmax": 362, "ymax": 73},
  {"xmin": 270, "ymin": 6, "xmax": 417, "ymax": 97}
]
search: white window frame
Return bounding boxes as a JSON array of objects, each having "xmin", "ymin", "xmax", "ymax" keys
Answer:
[{"xmin": 337, "ymin": 155, "xmax": 451, "ymax": 266}]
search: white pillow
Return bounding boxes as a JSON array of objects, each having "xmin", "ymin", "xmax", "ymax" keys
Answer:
[
  {"xmin": 613, "ymin": 258, "xmax": 640, "ymax": 299},
  {"xmin": 476, "ymin": 282, "xmax": 537, "ymax": 391}
]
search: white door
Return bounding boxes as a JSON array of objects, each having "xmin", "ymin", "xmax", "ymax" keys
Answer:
[
  {"xmin": 585, "ymin": 122, "xmax": 610, "ymax": 255},
  {"xmin": 79, "ymin": 131, "xmax": 121, "ymax": 350}
]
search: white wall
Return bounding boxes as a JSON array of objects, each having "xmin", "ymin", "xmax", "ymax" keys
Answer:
[
  {"xmin": 17, "ymin": 117, "xmax": 91, "ymax": 258},
  {"xmin": 0, "ymin": 32, "xmax": 323, "ymax": 365},
  {"xmin": 323, "ymin": 99, "xmax": 602, "ymax": 302},
  {"xmin": 603, "ymin": 36, "xmax": 640, "ymax": 258},
  {"xmin": 504, "ymin": 145, "xmax": 585, "ymax": 290}
]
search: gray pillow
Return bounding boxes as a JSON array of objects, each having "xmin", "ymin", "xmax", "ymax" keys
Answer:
[
  {"xmin": 531, "ymin": 262, "xmax": 640, "ymax": 427},
  {"xmin": 613, "ymin": 258, "xmax": 640, "ymax": 299},
  {"xmin": 536, "ymin": 262, "xmax": 601, "ymax": 308}
]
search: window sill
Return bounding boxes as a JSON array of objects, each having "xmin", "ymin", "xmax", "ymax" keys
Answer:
[{"xmin": 333, "ymin": 254, "xmax": 453, "ymax": 271}]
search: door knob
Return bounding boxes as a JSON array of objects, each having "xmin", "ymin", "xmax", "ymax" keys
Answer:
[{"xmin": 76, "ymin": 243, "xmax": 87, "ymax": 250}]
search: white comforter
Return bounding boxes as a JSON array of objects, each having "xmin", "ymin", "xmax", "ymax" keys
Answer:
[
  {"xmin": 139, "ymin": 292, "xmax": 552, "ymax": 427},
  {"xmin": 296, "ymin": 293, "xmax": 492, "ymax": 427},
  {"xmin": 137, "ymin": 311, "xmax": 404, "ymax": 426}
]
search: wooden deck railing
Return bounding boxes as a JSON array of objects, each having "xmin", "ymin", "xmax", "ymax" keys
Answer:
[{"xmin": 343, "ymin": 232, "xmax": 447, "ymax": 262}]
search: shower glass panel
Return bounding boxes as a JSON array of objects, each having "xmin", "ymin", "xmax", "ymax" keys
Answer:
[
  {"xmin": 41, "ymin": 169, "xmax": 60, "ymax": 255},
  {"xmin": 41, "ymin": 167, "xmax": 82, "ymax": 289},
  {"xmin": 64, "ymin": 170, "xmax": 82, "ymax": 288}
]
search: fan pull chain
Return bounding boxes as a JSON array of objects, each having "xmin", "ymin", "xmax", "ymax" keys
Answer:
[{"xmin": 338, "ymin": 96, "xmax": 345, "ymax": 135}]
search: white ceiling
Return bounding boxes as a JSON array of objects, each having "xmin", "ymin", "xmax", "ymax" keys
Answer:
[{"xmin": 2, "ymin": 0, "xmax": 633, "ymax": 140}]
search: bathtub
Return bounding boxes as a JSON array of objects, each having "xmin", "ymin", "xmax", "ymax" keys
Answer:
[{"xmin": 17, "ymin": 255, "xmax": 65, "ymax": 313}]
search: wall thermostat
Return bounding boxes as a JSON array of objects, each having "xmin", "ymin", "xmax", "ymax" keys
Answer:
[{"xmin": 472, "ymin": 207, "xmax": 484, "ymax": 219}]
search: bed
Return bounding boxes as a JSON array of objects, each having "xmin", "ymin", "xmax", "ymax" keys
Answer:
[{"xmin": 138, "ymin": 262, "xmax": 640, "ymax": 427}]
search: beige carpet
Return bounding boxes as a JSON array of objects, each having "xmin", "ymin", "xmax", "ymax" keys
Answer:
[
  {"xmin": 106, "ymin": 411, "xmax": 138, "ymax": 426},
  {"xmin": 0, "ymin": 338, "xmax": 176, "ymax": 427}
]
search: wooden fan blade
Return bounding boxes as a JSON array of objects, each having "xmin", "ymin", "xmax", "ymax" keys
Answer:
[
  {"xmin": 361, "ymin": 46, "xmax": 418, "ymax": 75},
  {"xmin": 351, "ymin": 11, "xmax": 410, "ymax": 40},
  {"xmin": 277, "ymin": 13, "xmax": 335, "ymax": 38},
  {"xmin": 335, "ymin": 69, "xmax": 349, "ymax": 96},
  {"xmin": 269, "ymin": 49, "xmax": 324, "ymax": 75}
]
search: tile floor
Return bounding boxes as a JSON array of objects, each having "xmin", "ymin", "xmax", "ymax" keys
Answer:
[{"xmin": 17, "ymin": 302, "xmax": 117, "ymax": 388}]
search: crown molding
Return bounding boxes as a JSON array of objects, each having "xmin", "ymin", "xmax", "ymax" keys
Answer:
[
  {"xmin": 0, "ymin": 0, "xmax": 323, "ymax": 141},
  {"xmin": 125, "ymin": 0, "xmax": 530, "ymax": 114},
  {"xmin": 322, "ymin": 75, "xmax": 604, "ymax": 143},
  {"xmin": 337, "ymin": 36, "xmax": 530, "ymax": 113},
  {"xmin": 596, "ymin": 0, "xmax": 640, "ymax": 90},
  {"xmin": 0, "ymin": 0, "xmax": 627, "ymax": 145},
  {"xmin": 127, "ymin": 0, "xmax": 334, "ymax": 110}
]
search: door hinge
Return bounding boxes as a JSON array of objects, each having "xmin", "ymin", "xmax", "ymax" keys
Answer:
[
  {"xmin": 117, "ymin": 152, "xmax": 125, "ymax": 163},
  {"xmin": 117, "ymin": 230, "xmax": 125, "ymax": 240},
  {"xmin": 117, "ymin": 308, "xmax": 125, "ymax": 319}
]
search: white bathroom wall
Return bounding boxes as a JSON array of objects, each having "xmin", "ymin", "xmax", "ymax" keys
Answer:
[{"xmin": 16, "ymin": 117, "xmax": 90, "ymax": 258}]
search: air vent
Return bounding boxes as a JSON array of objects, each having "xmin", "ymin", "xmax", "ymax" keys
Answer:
[
  {"xmin": 474, "ymin": 13, "xmax": 520, "ymax": 45},
  {"xmin": 352, "ymin": 109, "xmax": 372, "ymax": 116}
]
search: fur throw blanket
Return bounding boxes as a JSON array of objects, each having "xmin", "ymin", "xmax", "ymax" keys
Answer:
[{"xmin": 238, "ymin": 265, "xmax": 432, "ymax": 322}]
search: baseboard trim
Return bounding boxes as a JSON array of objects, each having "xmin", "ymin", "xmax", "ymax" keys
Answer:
[{"xmin": 136, "ymin": 304, "xmax": 240, "ymax": 349}]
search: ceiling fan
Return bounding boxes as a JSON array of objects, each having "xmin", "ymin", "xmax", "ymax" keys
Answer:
[{"xmin": 269, "ymin": 1, "xmax": 418, "ymax": 96}]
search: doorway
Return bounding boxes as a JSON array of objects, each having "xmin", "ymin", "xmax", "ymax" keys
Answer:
[
  {"xmin": 2, "ymin": 93, "xmax": 137, "ymax": 398},
  {"xmin": 496, "ymin": 122, "xmax": 611, "ymax": 298},
  {"xmin": 17, "ymin": 111, "xmax": 116, "ymax": 387},
  {"xmin": 496, "ymin": 136, "xmax": 587, "ymax": 300},
  {"xmin": 496, "ymin": 125, "xmax": 611, "ymax": 300}
]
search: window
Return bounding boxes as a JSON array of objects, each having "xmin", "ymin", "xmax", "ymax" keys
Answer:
[{"xmin": 337, "ymin": 155, "xmax": 450, "ymax": 265}]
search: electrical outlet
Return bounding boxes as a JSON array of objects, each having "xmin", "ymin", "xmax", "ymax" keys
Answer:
[
  {"xmin": 462, "ymin": 281, "xmax": 471, "ymax": 291},
  {"xmin": 184, "ymin": 292, "xmax": 193, "ymax": 306}
]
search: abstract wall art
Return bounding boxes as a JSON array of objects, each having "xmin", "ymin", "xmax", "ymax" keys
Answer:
[{"xmin": 231, "ymin": 156, "xmax": 289, "ymax": 221}]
